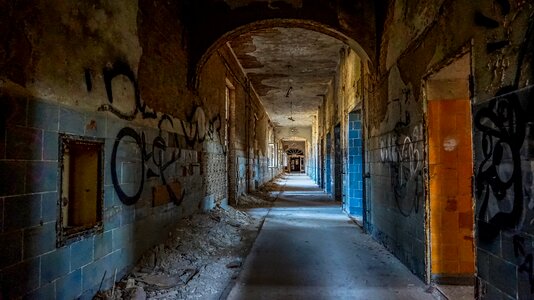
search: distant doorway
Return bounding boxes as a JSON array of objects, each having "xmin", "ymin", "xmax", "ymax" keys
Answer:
[
  {"xmin": 290, "ymin": 157, "xmax": 301, "ymax": 172},
  {"xmin": 426, "ymin": 53, "xmax": 475, "ymax": 285},
  {"xmin": 286, "ymin": 148, "xmax": 304, "ymax": 173}
]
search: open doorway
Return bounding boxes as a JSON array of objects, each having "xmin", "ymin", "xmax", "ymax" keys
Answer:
[
  {"xmin": 426, "ymin": 53, "xmax": 475, "ymax": 285},
  {"xmin": 345, "ymin": 110, "xmax": 363, "ymax": 217},
  {"xmin": 325, "ymin": 132, "xmax": 332, "ymax": 195},
  {"xmin": 225, "ymin": 79, "xmax": 236, "ymax": 206},
  {"xmin": 334, "ymin": 124, "xmax": 342, "ymax": 201}
]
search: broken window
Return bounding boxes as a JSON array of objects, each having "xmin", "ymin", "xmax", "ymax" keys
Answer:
[{"xmin": 58, "ymin": 134, "xmax": 104, "ymax": 246}]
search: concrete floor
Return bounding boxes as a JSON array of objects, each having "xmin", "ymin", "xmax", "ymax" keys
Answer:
[{"xmin": 227, "ymin": 174, "xmax": 435, "ymax": 300}]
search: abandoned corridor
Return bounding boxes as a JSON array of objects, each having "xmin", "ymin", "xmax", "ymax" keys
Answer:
[
  {"xmin": 2, "ymin": 1, "xmax": 534, "ymax": 299},
  {"xmin": 228, "ymin": 174, "xmax": 433, "ymax": 300}
]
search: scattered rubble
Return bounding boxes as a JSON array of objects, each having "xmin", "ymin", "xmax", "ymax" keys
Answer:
[
  {"xmin": 97, "ymin": 205, "xmax": 268, "ymax": 300},
  {"xmin": 257, "ymin": 176, "xmax": 284, "ymax": 193},
  {"xmin": 236, "ymin": 192, "xmax": 274, "ymax": 208}
]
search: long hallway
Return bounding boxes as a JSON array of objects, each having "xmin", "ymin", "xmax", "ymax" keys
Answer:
[{"xmin": 227, "ymin": 174, "xmax": 434, "ymax": 299}]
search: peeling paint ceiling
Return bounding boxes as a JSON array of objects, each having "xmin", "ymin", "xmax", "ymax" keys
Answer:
[{"xmin": 230, "ymin": 27, "xmax": 346, "ymax": 127}]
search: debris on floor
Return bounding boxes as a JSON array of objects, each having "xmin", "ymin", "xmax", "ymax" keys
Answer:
[
  {"xmin": 236, "ymin": 192, "xmax": 274, "ymax": 208},
  {"xmin": 97, "ymin": 205, "xmax": 267, "ymax": 300},
  {"xmin": 257, "ymin": 175, "xmax": 285, "ymax": 193}
]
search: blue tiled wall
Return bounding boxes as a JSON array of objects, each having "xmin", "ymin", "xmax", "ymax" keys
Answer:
[
  {"xmin": 0, "ymin": 94, "xmax": 204, "ymax": 299},
  {"xmin": 347, "ymin": 112, "xmax": 363, "ymax": 216},
  {"xmin": 325, "ymin": 133, "xmax": 332, "ymax": 194}
]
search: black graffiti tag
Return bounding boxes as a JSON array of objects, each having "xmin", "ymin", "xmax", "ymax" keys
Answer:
[
  {"xmin": 110, "ymin": 116, "xmax": 184, "ymax": 206},
  {"xmin": 180, "ymin": 105, "xmax": 224, "ymax": 151},
  {"xmin": 97, "ymin": 60, "xmax": 157, "ymax": 121},
  {"xmin": 474, "ymin": 88, "xmax": 526, "ymax": 241}
]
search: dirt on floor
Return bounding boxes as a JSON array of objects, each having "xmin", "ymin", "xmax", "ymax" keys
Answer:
[{"xmin": 95, "ymin": 191, "xmax": 277, "ymax": 300}]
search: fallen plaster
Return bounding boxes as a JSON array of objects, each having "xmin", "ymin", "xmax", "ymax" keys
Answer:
[{"xmin": 95, "ymin": 191, "xmax": 277, "ymax": 300}]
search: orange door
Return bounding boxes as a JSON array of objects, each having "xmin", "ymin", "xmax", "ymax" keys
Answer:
[{"xmin": 428, "ymin": 98, "xmax": 475, "ymax": 282}]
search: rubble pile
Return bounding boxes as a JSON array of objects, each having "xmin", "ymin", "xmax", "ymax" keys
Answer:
[
  {"xmin": 257, "ymin": 175, "xmax": 285, "ymax": 193},
  {"xmin": 257, "ymin": 181, "xmax": 279, "ymax": 192},
  {"xmin": 97, "ymin": 206, "xmax": 264, "ymax": 300},
  {"xmin": 236, "ymin": 192, "xmax": 274, "ymax": 208}
]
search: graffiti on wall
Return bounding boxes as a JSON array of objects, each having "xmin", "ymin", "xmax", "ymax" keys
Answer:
[
  {"xmin": 97, "ymin": 60, "xmax": 157, "ymax": 121},
  {"xmin": 111, "ymin": 116, "xmax": 185, "ymax": 205},
  {"xmin": 87, "ymin": 60, "xmax": 224, "ymax": 205},
  {"xmin": 380, "ymin": 124, "xmax": 423, "ymax": 217},
  {"xmin": 475, "ymin": 0, "xmax": 534, "ymax": 91},
  {"xmin": 473, "ymin": 4, "xmax": 534, "ymax": 292},
  {"xmin": 379, "ymin": 87, "xmax": 423, "ymax": 217},
  {"xmin": 181, "ymin": 106, "xmax": 224, "ymax": 151},
  {"xmin": 473, "ymin": 87, "xmax": 531, "ymax": 241},
  {"xmin": 473, "ymin": 0, "xmax": 534, "ymax": 241}
]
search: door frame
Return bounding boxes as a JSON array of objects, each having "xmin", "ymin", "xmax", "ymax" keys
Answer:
[{"xmin": 422, "ymin": 46, "xmax": 475, "ymax": 284}]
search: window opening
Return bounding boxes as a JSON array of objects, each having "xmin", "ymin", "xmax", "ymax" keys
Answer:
[{"xmin": 58, "ymin": 134, "xmax": 104, "ymax": 246}]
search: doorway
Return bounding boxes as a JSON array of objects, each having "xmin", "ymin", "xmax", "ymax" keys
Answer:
[
  {"xmin": 225, "ymin": 80, "xmax": 236, "ymax": 206},
  {"xmin": 346, "ymin": 111, "xmax": 363, "ymax": 216},
  {"xmin": 426, "ymin": 53, "xmax": 474, "ymax": 285},
  {"xmin": 325, "ymin": 132, "xmax": 332, "ymax": 194},
  {"xmin": 320, "ymin": 138, "xmax": 324, "ymax": 188},
  {"xmin": 290, "ymin": 156, "xmax": 301, "ymax": 172},
  {"xmin": 334, "ymin": 124, "xmax": 342, "ymax": 201}
]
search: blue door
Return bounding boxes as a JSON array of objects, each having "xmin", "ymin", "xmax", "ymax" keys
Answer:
[
  {"xmin": 347, "ymin": 111, "xmax": 363, "ymax": 216},
  {"xmin": 325, "ymin": 132, "xmax": 332, "ymax": 195}
]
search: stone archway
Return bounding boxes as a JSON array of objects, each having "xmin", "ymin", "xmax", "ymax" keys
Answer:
[{"xmin": 184, "ymin": 0, "xmax": 379, "ymax": 86}]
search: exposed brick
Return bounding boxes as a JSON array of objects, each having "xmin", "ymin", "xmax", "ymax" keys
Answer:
[
  {"xmin": 59, "ymin": 107, "xmax": 85, "ymax": 135},
  {"xmin": 0, "ymin": 230, "xmax": 22, "ymax": 269},
  {"xmin": 4, "ymin": 194, "xmax": 41, "ymax": 231},
  {"xmin": 27, "ymin": 100, "xmax": 59, "ymax": 131},
  {"xmin": 55, "ymin": 270, "xmax": 82, "ymax": 300},
  {"xmin": 41, "ymin": 247, "xmax": 70, "ymax": 284},
  {"xmin": 0, "ymin": 257, "xmax": 40, "ymax": 297},
  {"xmin": 0, "ymin": 161, "xmax": 26, "ymax": 196},
  {"xmin": 23, "ymin": 222, "xmax": 56, "ymax": 259},
  {"xmin": 70, "ymin": 237, "xmax": 94, "ymax": 270},
  {"xmin": 25, "ymin": 161, "xmax": 58, "ymax": 193}
]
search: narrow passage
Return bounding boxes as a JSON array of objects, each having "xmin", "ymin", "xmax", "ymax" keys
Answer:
[{"xmin": 227, "ymin": 174, "xmax": 435, "ymax": 299}]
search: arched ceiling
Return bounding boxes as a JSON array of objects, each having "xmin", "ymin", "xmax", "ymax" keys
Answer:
[
  {"xmin": 184, "ymin": 0, "xmax": 380, "ymax": 85},
  {"xmin": 229, "ymin": 27, "xmax": 346, "ymax": 127}
]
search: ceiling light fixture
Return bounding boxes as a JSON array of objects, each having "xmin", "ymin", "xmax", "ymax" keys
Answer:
[
  {"xmin": 288, "ymin": 97, "xmax": 295, "ymax": 122},
  {"xmin": 286, "ymin": 86, "xmax": 293, "ymax": 97}
]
